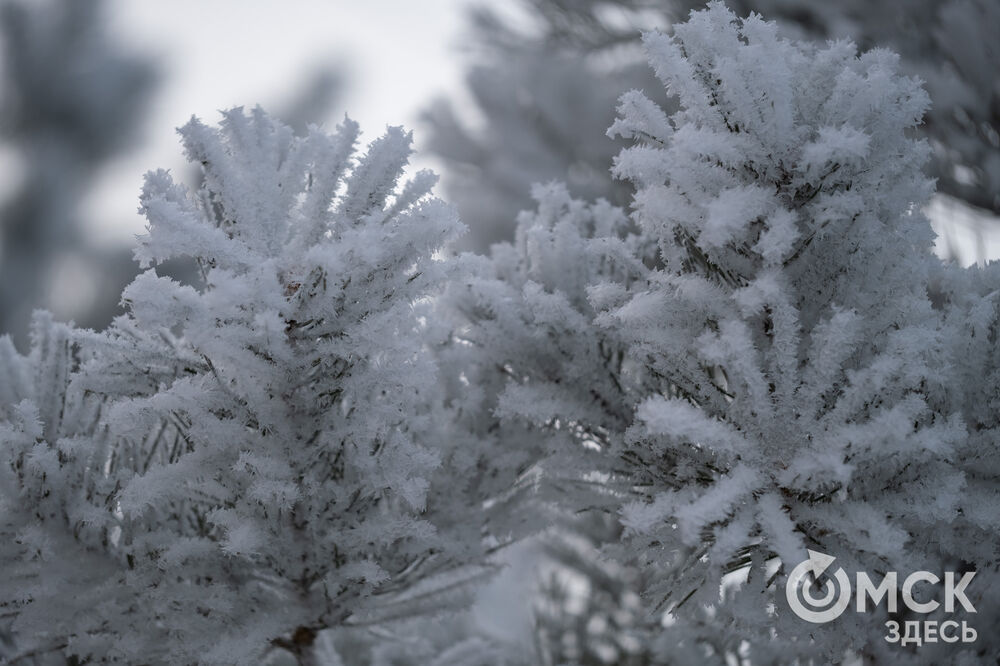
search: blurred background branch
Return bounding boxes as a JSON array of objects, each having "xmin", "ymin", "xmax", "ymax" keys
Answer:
[{"xmin": 0, "ymin": 0, "xmax": 156, "ymax": 345}]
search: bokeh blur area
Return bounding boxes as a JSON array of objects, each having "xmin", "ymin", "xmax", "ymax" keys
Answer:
[{"xmin": 0, "ymin": 0, "xmax": 997, "ymax": 348}]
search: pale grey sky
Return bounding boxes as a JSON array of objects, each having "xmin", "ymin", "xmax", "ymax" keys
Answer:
[{"xmin": 86, "ymin": 0, "xmax": 473, "ymax": 243}]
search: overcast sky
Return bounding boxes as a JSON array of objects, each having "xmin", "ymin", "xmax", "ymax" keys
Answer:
[{"xmin": 86, "ymin": 0, "xmax": 473, "ymax": 243}]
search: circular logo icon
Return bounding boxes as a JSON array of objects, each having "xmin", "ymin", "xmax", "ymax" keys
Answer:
[{"xmin": 785, "ymin": 550, "xmax": 851, "ymax": 623}]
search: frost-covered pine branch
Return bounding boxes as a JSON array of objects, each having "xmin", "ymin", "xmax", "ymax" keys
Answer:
[
  {"xmin": 452, "ymin": 4, "xmax": 998, "ymax": 663},
  {"xmin": 1, "ymin": 107, "xmax": 464, "ymax": 664},
  {"xmin": 712, "ymin": 0, "xmax": 1000, "ymax": 215},
  {"xmin": 438, "ymin": 182, "xmax": 653, "ymax": 535},
  {"xmin": 0, "ymin": 312, "xmax": 128, "ymax": 663},
  {"xmin": 601, "ymin": 5, "xmax": 994, "ymax": 662}
]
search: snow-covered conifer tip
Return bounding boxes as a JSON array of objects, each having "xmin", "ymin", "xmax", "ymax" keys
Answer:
[
  {"xmin": 135, "ymin": 105, "xmax": 462, "ymax": 274},
  {"xmin": 610, "ymin": 1, "xmax": 932, "ymax": 282}
]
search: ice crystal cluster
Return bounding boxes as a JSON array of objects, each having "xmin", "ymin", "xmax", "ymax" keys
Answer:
[{"xmin": 1, "ymin": 4, "xmax": 997, "ymax": 664}]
